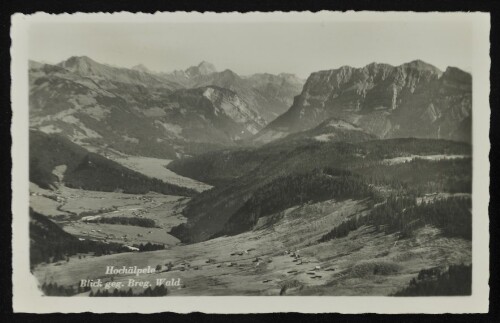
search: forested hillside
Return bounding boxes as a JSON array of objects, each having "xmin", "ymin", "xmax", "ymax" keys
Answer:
[
  {"xmin": 30, "ymin": 209, "xmax": 130, "ymax": 267},
  {"xmin": 392, "ymin": 264, "xmax": 472, "ymax": 296},
  {"xmin": 218, "ymin": 168, "xmax": 374, "ymax": 236},
  {"xmin": 169, "ymin": 138, "xmax": 472, "ymax": 242},
  {"xmin": 30, "ymin": 130, "xmax": 197, "ymax": 196},
  {"xmin": 168, "ymin": 138, "xmax": 471, "ymax": 185}
]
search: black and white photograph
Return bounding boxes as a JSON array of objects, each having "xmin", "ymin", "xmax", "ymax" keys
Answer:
[{"xmin": 10, "ymin": 11, "xmax": 490, "ymax": 313}]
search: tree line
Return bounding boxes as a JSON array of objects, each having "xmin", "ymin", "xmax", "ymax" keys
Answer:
[
  {"xmin": 84, "ymin": 216, "xmax": 157, "ymax": 228},
  {"xmin": 40, "ymin": 281, "xmax": 169, "ymax": 297},
  {"xmin": 132, "ymin": 242, "xmax": 165, "ymax": 252},
  {"xmin": 40, "ymin": 281, "xmax": 91, "ymax": 296},
  {"xmin": 392, "ymin": 264, "xmax": 472, "ymax": 296},
  {"xmin": 319, "ymin": 196, "xmax": 471, "ymax": 243},
  {"xmin": 89, "ymin": 285, "xmax": 168, "ymax": 297},
  {"xmin": 353, "ymin": 158, "xmax": 472, "ymax": 195}
]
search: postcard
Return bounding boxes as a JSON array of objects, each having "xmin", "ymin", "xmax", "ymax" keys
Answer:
[{"xmin": 11, "ymin": 11, "xmax": 490, "ymax": 313}]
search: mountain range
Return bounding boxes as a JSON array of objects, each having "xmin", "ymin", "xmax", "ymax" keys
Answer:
[
  {"xmin": 29, "ymin": 56, "xmax": 304, "ymax": 158},
  {"xmin": 256, "ymin": 60, "xmax": 472, "ymax": 144}
]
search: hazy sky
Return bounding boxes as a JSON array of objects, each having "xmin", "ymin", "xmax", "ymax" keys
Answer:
[{"xmin": 29, "ymin": 21, "xmax": 473, "ymax": 78}]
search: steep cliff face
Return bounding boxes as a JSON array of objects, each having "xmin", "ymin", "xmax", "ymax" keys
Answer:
[
  {"xmin": 259, "ymin": 61, "xmax": 471, "ymax": 143},
  {"xmin": 189, "ymin": 69, "xmax": 304, "ymax": 122},
  {"xmin": 245, "ymin": 73, "xmax": 305, "ymax": 120},
  {"xmin": 202, "ymin": 87, "xmax": 265, "ymax": 133},
  {"xmin": 164, "ymin": 86, "xmax": 266, "ymax": 142}
]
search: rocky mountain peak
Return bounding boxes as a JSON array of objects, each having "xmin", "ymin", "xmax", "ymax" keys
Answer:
[
  {"xmin": 198, "ymin": 61, "xmax": 217, "ymax": 73},
  {"xmin": 58, "ymin": 56, "xmax": 112, "ymax": 76},
  {"xmin": 29, "ymin": 60, "xmax": 45, "ymax": 70},
  {"xmin": 278, "ymin": 73, "xmax": 303, "ymax": 82},
  {"xmin": 442, "ymin": 66, "xmax": 472, "ymax": 84},
  {"xmin": 132, "ymin": 64, "xmax": 153, "ymax": 74},
  {"xmin": 60, "ymin": 55, "xmax": 96, "ymax": 68},
  {"xmin": 401, "ymin": 59, "xmax": 442, "ymax": 74},
  {"xmin": 186, "ymin": 61, "xmax": 217, "ymax": 77}
]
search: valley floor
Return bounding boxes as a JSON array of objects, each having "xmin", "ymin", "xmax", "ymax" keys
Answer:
[
  {"xmin": 30, "ymin": 183, "xmax": 188, "ymax": 246},
  {"xmin": 83, "ymin": 146, "xmax": 213, "ymax": 192}
]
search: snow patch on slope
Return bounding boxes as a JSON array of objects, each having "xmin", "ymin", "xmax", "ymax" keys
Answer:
[{"xmin": 314, "ymin": 133, "xmax": 336, "ymax": 142}]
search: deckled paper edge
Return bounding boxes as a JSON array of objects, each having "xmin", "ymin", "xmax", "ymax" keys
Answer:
[{"xmin": 11, "ymin": 11, "xmax": 491, "ymax": 314}]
